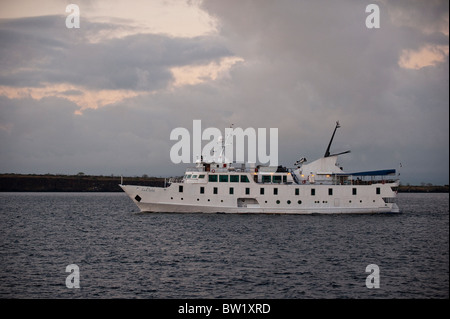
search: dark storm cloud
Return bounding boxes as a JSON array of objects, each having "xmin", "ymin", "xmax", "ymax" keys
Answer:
[
  {"xmin": 194, "ymin": 0, "xmax": 449, "ymax": 184},
  {"xmin": 0, "ymin": 15, "xmax": 231, "ymax": 90},
  {"xmin": 0, "ymin": 1, "xmax": 448, "ymax": 185}
]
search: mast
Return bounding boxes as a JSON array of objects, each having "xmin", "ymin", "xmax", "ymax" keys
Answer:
[{"xmin": 324, "ymin": 121, "xmax": 340, "ymax": 158}]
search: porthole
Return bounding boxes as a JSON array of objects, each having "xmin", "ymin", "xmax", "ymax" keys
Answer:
[
  {"xmin": 298, "ymin": 200, "xmax": 302, "ymax": 204},
  {"xmin": 276, "ymin": 200, "xmax": 280, "ymax": 204},
  {"xmin": 287, "ymin": 200, "xmax": 291, "ymax": 204}
]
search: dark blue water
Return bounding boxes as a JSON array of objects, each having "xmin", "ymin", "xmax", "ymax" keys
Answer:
[{"xmin": 0, "ymin": 192, "xmax": 448, "ymax": 299}]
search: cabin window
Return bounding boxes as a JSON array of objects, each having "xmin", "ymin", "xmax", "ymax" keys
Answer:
[
  {"xmin": 245, "ymin": 188, "xmax": 250, "ymax": 195},
  {"xmin": 328, "ymin": 188, "xmax": 333, "ymax": 196},
  {"xmin": 179, "ymin": 185, "xmax": 183, "ymax": 193},
  {"xmin": 229, "ymin": 187, "xmax": 234, "ymax": 195},
  {"xmin": 262, "ymin": 175, "xmax": 271, "ymax": 183},
  {"xmin": 311, "ymin": 188, "xmax": 315, "ymax": 196},
  {"xmin": 352, "ymin": 188, "xmax": 357, "ymax": 195},
  {"xmin": 240, "ymin": 175, "xmax": 250, "ymax": 183},
  {"xmin": 287, "ymin": 200, "xmax": 291, "ymax": 204},
  {"xmin": 260, "ymin": 188, "xmax": 265, "ymax": 195},
  {"xmin": 209, "ymin": 174, "xmax": 218, "ymax": 182},
  {"xmin": 295, "ymin": 188, "xmax": 299, "ymax": 196},
  {"xmin": 230, "ymin": 175, "xmax": 239, "ymax": 183},
  {"xmin": 200, "ymin": 187, "xmax": 204, "ymax": 194},
  {"xmin": 376, "ymin": 187, "xmax": 381, "ymax": 195},
  {"xmin": 274, "ymin": 188, "xmax": 278, "ymax": 195},
  {"xmin": 219, "ymin": 175, "xmax": 228, "ymax": 182},
  {"xmin": 213, "ymin": 187, "xmax": 218, "ymax": 194},
  {"xmin": 273, "ymin": 175, "xmax": 282, "ymax": 184},
  {"xmin": 199, "ymin": 175, "xmax": 205, "ymax": 179},
  {"xmin": 283, "ymin": 175, "xmax": 287, "ymax": 183}
]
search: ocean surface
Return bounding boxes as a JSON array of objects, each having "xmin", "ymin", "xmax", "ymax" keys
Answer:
[{"xmin": 0, "ymin": 192, "xmax": 448, "ymax": 299}]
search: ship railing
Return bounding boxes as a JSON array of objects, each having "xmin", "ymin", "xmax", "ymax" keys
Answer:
[{"xmin": 333, "ymin": 174, "xmax": 398, "ymax": 185}]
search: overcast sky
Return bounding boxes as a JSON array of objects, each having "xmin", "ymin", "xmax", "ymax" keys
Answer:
[{"xmin": 0, "ymin": 0, "xmax": 448, "ymax": 185}]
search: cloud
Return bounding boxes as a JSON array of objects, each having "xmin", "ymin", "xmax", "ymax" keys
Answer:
[
  {"xmin": 0, "ymin": 0, "xmax": 448, "ymax": 185},
  {"xmin": 0, "ymin": 14, "xmax": 235, "ymax": 111},
  {"xmin": 0, "ymin": 15, "xmax": 231, "ymax": 90},
  {"xmin": 381, "ymin": 0, "xmax": 449, "ymax": 35},
  {"xmin": 399, "ymin": 44, "xmax": 449, "ymax": 69}
]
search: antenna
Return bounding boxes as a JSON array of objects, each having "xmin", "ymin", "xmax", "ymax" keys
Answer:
[
  {"xmin": 218, "ymin": 124, "xmax": 234, "ymax": 164},
  {"xmin": 324, "ymin": 121, "xmax": 340, "ymax": 158}
]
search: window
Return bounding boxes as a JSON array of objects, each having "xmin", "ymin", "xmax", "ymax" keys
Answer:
[
  {"xmin": 311, "ymin": 188, "xmax": 315, "ymax": 196},
  {"xmin": 287, "ymin": 200, "xmax": 291, "ymax": 204},
  {"xmin": 298, "ymin": 200, "xmax": 302, "ymax": 204},
  {"xmin": 200, "ymin": 187, "xmax": 204, "ymax": 194},
  {"xmin": 262, "ymin": 175, "xmax": 271, "ymax": 183},
  {"xmin": 328, "ymin": 188, "xmax": 333, "ymax": 196},
  {"xmin": 199, "ymin": 175, "xmax": 205, "ymax": 178},
  {"xmin": 209, "ymin": 175, "xmax": 218, "ymax": 182},
  {"xmin": 295, "ymin": 188, "xmax": 299, "ymax": 196},
  {"xmin": 179, "ymin": 185, "xmax": 183, "ymax": 193},
  {"xmin": 229, "ymin": 187, "xmax": 234, "ymax": 195},
  {"xmin": 260, "ymin": 188, "xmax": 265, "ymax": 195},
  {"xmin": 276, "ymin": 200, "xmax": 280, "ymax": 204},
  {"xmin": 352, "ymin": 188, "xmax": 357, "ymax": 195},
  {"xmin": 274, "ymin": 188, "xmax": 278, "ymax": 195},
  {"xmin": 240, "ymin": 175, "xmax": 250, "ymax": 183},
  {"xmin": 273, "ymin": 175, "xmax": 282, "ymax": 184},
  {"xmin": 245, "ymin": 188, "xmax": 250, "ymax": 195},
  {"xmin": 213, "ymin": 187, "xmax": 218, "ymax": 194},
  {"xmin": 376, "ymin": 187, "xmax": 381, "ymax": 195},
  {"xmin": 283, "ymin": 175, "xmax": 287, "ymax": 183},
  {"xmin": 219, "ymin": 175, "xmax": 228, "ymax": 182},
  {"xmin": 230, "ymin": 175, "xmax": 239, "ymax": 183}
]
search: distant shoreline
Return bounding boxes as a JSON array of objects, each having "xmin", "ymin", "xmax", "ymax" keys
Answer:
[
  {"xmin": 0, "ymin": 174, "xmax": 448, "ymax": 193},
  {"xmin": 0, "ymin": 174, "xmax": 165, "ymax": 192}
]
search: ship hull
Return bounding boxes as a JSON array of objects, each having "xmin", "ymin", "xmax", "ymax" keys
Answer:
[{"xmin": 120, "ymin": 183, "xmax": 400, "ymax": 214}]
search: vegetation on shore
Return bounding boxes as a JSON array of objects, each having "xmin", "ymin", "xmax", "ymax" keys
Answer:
[
  {"xmin": 0, "ymin": 174, "xmax": 448, "ymax": 193},
  {"xmin": 0, "ymin": 173, "xmax": 165, "ymax": 192}
]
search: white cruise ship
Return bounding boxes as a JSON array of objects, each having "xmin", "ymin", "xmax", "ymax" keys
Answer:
[{"xmin": 121, "ymin": 122, "xmax": 400, "ymax": 214}]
